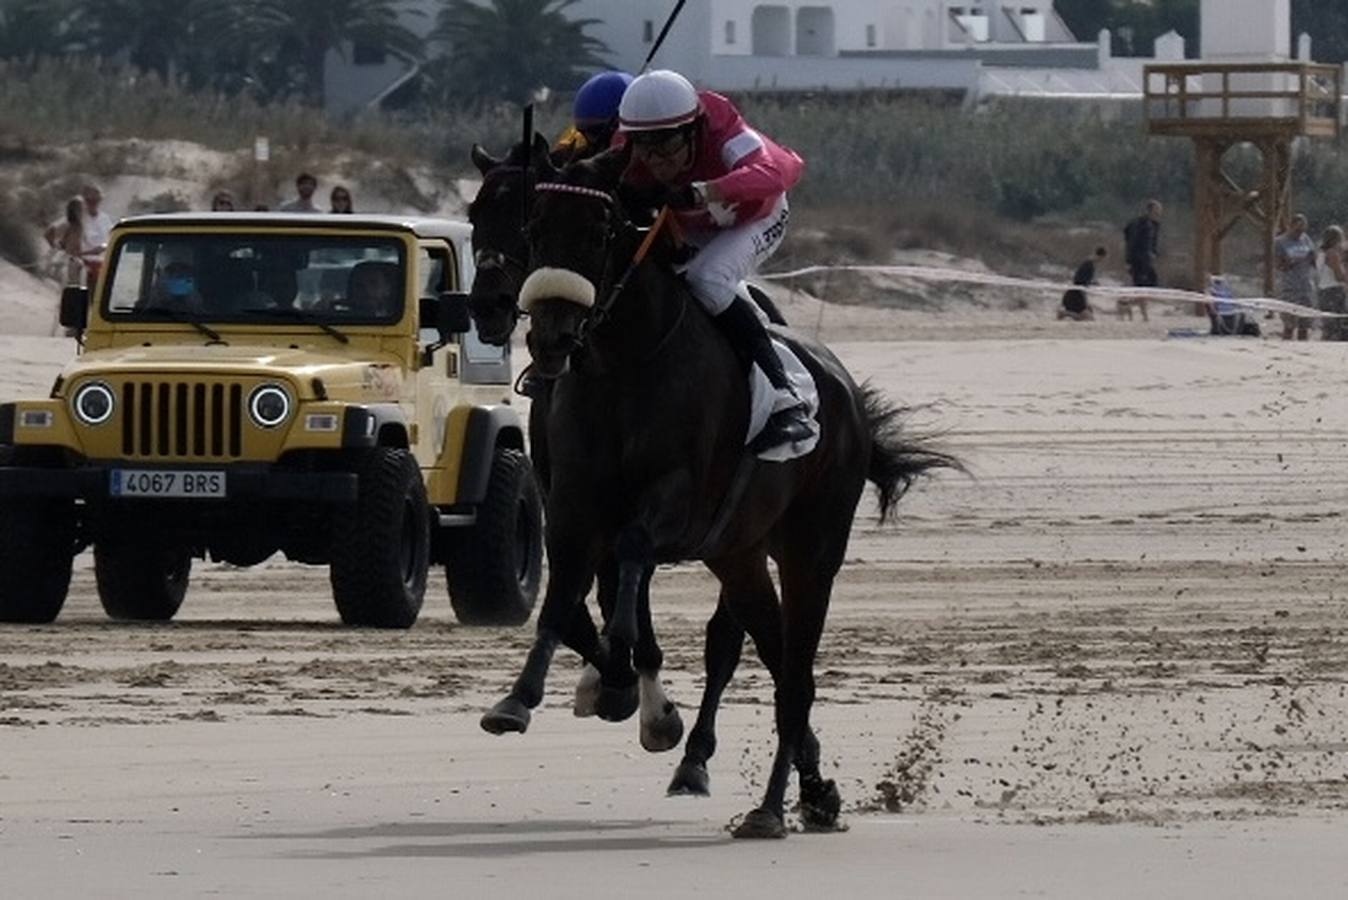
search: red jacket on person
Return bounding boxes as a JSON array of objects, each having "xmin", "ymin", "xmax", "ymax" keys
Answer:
[{"xmin": 616, "ymin": 91, "xmax": 804, "ymax": 232}]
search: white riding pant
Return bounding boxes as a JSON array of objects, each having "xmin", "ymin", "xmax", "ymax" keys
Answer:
[{"xmin": 679, "ymin": 194, "xmax": 789, "ymax": 316}]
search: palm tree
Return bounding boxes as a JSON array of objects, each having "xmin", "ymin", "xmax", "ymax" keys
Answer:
[
  {"xmin": 0, "ymin": 0, "xmax": 76, "ymax": 62},
  {"xmin": 237, "ymin": 0, "xmax": 426, "ymax": 107},
  {"xmin": 68, "ymin": 0, "xmax": 195, "ymax": 78},
  {"xmin": 431, "ymin": 0, "xmax": 610, "ymax": 106}
]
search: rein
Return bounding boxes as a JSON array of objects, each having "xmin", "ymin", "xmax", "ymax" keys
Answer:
[{"xmin": 530, "ymin": 183, "xmax": 688, "ymax": 369}]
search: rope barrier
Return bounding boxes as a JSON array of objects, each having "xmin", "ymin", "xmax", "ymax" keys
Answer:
[{"xmin": 760, "ymin": 263, "xmax": 1348, "ymax": 319}]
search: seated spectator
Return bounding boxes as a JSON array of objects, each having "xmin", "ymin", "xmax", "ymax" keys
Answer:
[
  {"xmin": 330, "ymin": 186, "xmax": 353, "ymax": 214},
  {"xmin": 145, "ymin": 247, "xmax": 206, "ymax": 311},
  {"xmin": 1207, "ymin": 275, "xmax": 1259, "ymax": 337},
  {"xmin": 1059, "ymin": 246, "xmax": 1106, "ymax": 321},
  {"xmin": 346, "ymin": 261, "xmax": 400, "ymax": 318},
  {"xmin": 211, "ymin": 190, "xmax": 236, "ymax": 212}
]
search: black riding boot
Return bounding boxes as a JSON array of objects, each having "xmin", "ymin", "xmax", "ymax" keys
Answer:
[{"xmin": 714, "ymin": 296, "xmax": 815, "ymax": 451}]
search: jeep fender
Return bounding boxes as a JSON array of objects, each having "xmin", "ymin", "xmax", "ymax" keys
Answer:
[
  {"xmin": 452, "ymin": 406, "xmax": 525, "ymax": 506},
  {"xmin": 342, "ymin": 404, "xmax": 410, "ymax": 449}
]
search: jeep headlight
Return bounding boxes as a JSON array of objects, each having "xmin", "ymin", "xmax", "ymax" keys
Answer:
[
  {"xmin": 248, "ymin": 384, "xmax": 291, "ymax": 429},
  {"xmin": 72, "ymin": 382, "xmax": 115, "ymax": 426}
]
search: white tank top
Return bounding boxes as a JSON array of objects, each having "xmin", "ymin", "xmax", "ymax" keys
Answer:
[{"xmin": 1319, "ymin": 249, "xmax": 1343, "ymax": 290}]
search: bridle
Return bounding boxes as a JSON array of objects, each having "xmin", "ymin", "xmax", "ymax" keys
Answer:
[
  {"xmin": 530, "ymin": 180, "xmax": 687, "ymax": 365},
  {"xmin": 469, "ymin": 164, "xmax": 535, "ymax": 325}
]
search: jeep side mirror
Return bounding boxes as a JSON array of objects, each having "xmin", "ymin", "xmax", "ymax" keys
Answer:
[
  {"xmin": 437, "ymin": 291, "xmax": 472, "ymax": 336},
  {"xmin": 419, "ymin": 292, "xmax": 470, "ymax": 341},
  {"xmin": 59, "ymin": 286, "xmax": 89, "ymax": 332}
]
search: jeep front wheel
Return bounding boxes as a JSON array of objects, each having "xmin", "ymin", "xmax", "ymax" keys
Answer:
[
  {"xmin": 94, "ymin": 542, "xmax": 192, "ymax": 621},
  {"xmin": 0, "ymin": 499, "xmax": 75, "ymax": 623},
  {"xmin": 330, "ymin": 448, "xmax": 429, "ymax": 628},
  {"xmin": 446, "ymin": 448, "xmax": 543, "ymax": 626}
]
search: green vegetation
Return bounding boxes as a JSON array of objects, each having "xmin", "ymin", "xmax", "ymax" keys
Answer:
[
  {"xmin": 429, "ymin": 0, "xmax": 610, "ymax": 106},
  {"xmin": 0, "ymin": 0, "xmax": 610, "ymax": 108},
  {"xmin": 5, "ymin": 62, "xmax": 1348, "ymax": 283}
]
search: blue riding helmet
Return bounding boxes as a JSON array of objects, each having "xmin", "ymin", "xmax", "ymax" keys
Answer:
[{"xmin": 573, "ymin": 71, "xmax": 634, "ymax": 127}]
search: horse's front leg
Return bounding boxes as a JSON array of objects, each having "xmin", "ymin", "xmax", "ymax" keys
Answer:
[
  {"xmin": 599, "ymin": 472, "xmax": 692, "ymax": 724},
  {"xmin": 592, "ymin": 533, "xmax": 647, "ymax": 723},
  {"xmin": 482, "ymin": 532, "xmax": 598, "ymax": 735}
]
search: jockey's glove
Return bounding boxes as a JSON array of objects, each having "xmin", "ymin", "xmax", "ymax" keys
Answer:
[{"xmin": 663, "ymin": 184, "xmax": 702, "ymax": 211}]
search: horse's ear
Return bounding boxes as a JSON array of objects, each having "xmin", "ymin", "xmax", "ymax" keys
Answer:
[
  {"xmin": 531, "ymin": 132, "xmax": 557, "ymax": 178},
  {"xmin": 591, "ymin": 143, "xmax": 633, "ymax": 187},
  {"xmin": 471, "ymin": 143, "xmax": 500, "ymax": 175}
]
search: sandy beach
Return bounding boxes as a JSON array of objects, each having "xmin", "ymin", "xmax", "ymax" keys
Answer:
[{"xmin": 1, "ymin": 313, "xmax": 1347, "ymax": 896}]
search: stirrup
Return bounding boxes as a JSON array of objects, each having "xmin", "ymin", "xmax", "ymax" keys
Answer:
[{"xmin": 750, "ymin": 405, "xmax": 814, "ymax": 453}]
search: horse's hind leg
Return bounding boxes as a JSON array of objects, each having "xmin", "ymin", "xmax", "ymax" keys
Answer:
[
  {"xmin": 734, "ymin": 536, "xmax": 847, "ymax": 839},
  {"xmin": 674, "ymin": 551, "xmax": 827, "ymax": 800},
  {"xmin": 667, "ymin": 594, "xmax": 745, "ymax": 796}
]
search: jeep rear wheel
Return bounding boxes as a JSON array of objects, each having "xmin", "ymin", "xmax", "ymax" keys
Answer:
[
  {"xmin": 94, "ymin": 542, "xmax": 192, "ymax": 621},
  {"xmin": 446, "ymin": 448, "xmax": 542, "ymax": 626},
  {"xmin": 330, "ymin": 448, "xmax": 429, "ymax": 628},
  {"xmin": 0, "ymin": 499, "xmax": 75, "ymax": 623}
]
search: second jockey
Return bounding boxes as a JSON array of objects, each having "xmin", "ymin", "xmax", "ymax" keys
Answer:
[{"xmin": 555, "ymin": 70, "xmax": 634, "ymax": 159}]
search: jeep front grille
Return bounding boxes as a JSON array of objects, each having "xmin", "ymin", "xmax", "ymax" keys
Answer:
[{"xmin": 121, "ymin": 382, "xmax": 244, "ymax": 458}]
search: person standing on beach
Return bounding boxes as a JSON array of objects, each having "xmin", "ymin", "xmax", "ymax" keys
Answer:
[
  {"xmin": 1316, "ymin": 224, "xmax": 1346, "ymax": 341},
  {"xmin": 1122, "ymin": 199, "xmax": 1162, "ymax": 322},
  {"xmin": 279, "ymin": 173, "xmax": 319, "ymax": 212},
  {"xmin": 329, "ymin": 185, "xmax": 353, "ymax": 214},
  {"xmin": 1275, "ymin": 214, "xmax": 1317, "ymax": 341}
]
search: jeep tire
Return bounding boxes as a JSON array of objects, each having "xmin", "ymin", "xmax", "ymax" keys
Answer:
[
  {"xmin": 447, "ymin": 448, "xmax": 543, "ymax": 626},
  {"xmin": 94, "ymin": 542, "xmax": 192, "ymax": 621},
  {"xmin": 0, "ymin": 498, "xmax": 75, "ymax": 623},
  {"xmin": 330, "ymin": 448, "xmax": 429, "ymax": 628}
]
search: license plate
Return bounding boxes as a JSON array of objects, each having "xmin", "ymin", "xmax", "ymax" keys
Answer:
[{"xmin": 110, "ymin": 469, "xmax": 226, "ymax": 498}]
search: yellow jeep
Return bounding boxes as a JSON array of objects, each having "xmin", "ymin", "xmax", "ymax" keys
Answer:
[{"xmin": 0, "ymin": 213, "xmax": 542, "ymax": 628}]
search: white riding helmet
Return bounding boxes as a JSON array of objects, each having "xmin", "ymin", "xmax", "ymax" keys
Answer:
[{"xmin": 618, "ymin": 70, "xmax": 701, "ymax": 132}]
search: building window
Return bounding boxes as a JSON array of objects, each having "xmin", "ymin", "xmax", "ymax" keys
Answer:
[
  {"xmin": 353, "ymin": 42, "xmax": 387, "ymax": 66},
  {"xmin": 726, "ymin": 20, "xmax": 736, "ymax": 45},
  {"xmin": 949, "ymin": 6, "xmax": 989, "ymax": 42},
  {"xmin": 643, "ymin": 20, "xmax": 654, "ymax": 43},
  {"xmin": 1019, "ymin": 7, "xmax": 1046, "ymax": 42},
  {"xmin": 865, "ymin": 24, "xmax": 877, "ymax": 48}
]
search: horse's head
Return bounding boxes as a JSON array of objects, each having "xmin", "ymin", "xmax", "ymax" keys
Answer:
[
  {"xmin": 466, "ymin": 134, "xmax": 553, "ymax": 346},
  {"xmin": 518, "ymin": 145, "xmax": 633, "ymax": 378}
]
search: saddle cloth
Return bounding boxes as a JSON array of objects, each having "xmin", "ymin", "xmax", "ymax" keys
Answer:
[{"xmin": 739, "ymin": 285, "xmax": 820, "ymax": 462}]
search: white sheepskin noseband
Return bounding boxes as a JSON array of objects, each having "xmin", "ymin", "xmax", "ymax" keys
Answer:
[{"xmin": 519, "ymin": 267, "xmax": 596, "ymax": 312}]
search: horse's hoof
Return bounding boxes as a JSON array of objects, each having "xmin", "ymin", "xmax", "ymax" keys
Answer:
[
  {"xmin": 480, "ymin": 697, "xmax": 531, "ymax": 735},
  {"xmin": 800, "ymin": 778, "xmax": 845, "ymax": 832},
  {"xmin": 640, "ymin": 703, "xmax": 684, "ymax": 753},
  {"xmin": 667, "ymin": 760, "xmax": 710, "ymax": 797},
  {"xmin": 573, "ymin": 664, "xmax": 601, "ymax": 718},
  {"xmin": 595, "ymin": 682, "xmax": 639, "ymax": 723},
  {"xmin": 732, "ymin": 807, "xmax": 787, "ymax": 840}
]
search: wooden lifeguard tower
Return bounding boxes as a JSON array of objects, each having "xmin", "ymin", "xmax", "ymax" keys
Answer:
[{"xmin": 1143, "ymin": 0, "xmax": 1341, "ymax": 294}]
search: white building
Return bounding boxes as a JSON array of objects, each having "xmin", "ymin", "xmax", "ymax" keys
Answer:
[
  {"xmin": 322, "ymin": 0, "xmax": 1340, "ymax": 114},
  {"xmin": 325, "ymin": 1, "xmax": 1095, "ymax": 113}
]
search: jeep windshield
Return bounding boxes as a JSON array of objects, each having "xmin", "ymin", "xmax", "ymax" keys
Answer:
[{"xmin": 101, "ymin": 234, "xmax": 407, "ymax": 326}]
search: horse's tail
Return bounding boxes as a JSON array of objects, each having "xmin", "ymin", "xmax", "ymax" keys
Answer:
[{"xmin": 859, "ymin": 383, "xmax": 962, "ymax": 524}]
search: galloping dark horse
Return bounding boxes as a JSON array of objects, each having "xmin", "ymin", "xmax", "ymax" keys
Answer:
[
  {"xmin": 468, "ymin": 137, "xmax": 806, "ymax": 796},
  {"xmin": 467, "ymin": 136, "xmax": 682, "ymax": 747},
  {"xmin": 481, "ymin": 145, "xmax": 956, "ymax": 838}
]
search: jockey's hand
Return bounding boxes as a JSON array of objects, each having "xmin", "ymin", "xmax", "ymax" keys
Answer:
[{"xmin": 662, "ymin": 185, "xmax": 702, "ymax": 211}]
